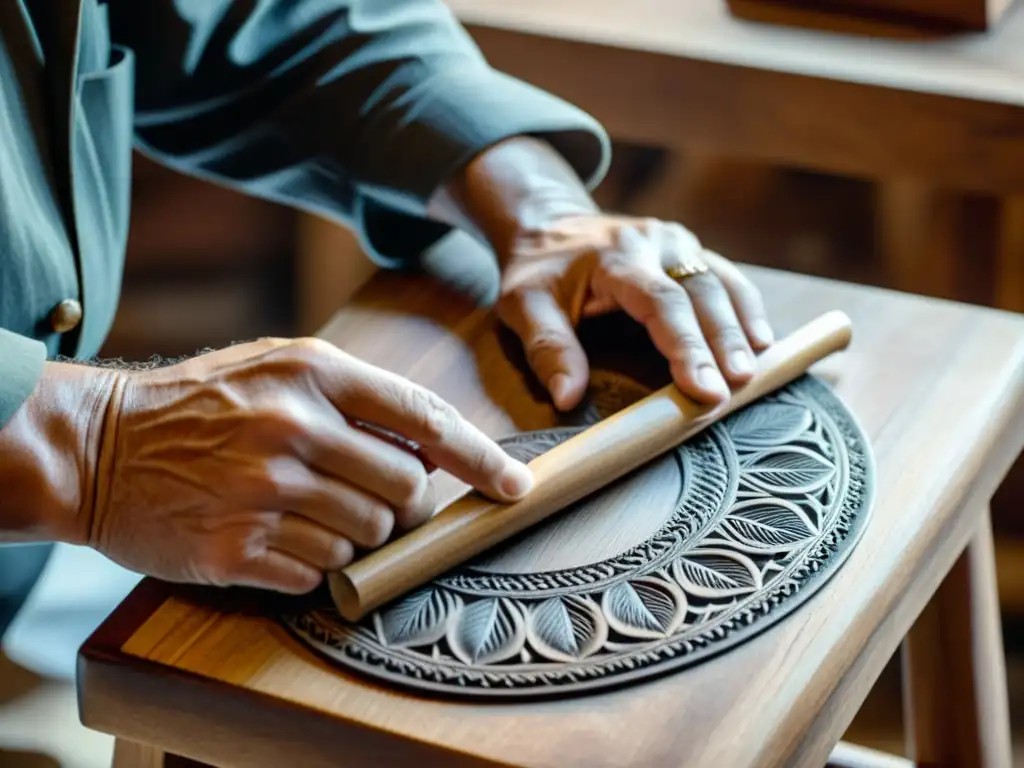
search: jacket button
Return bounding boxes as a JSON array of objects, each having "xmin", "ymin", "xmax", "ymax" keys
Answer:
[{"xmin": 50, "ymin": 299, "xmax": 83, "ymax": 333}]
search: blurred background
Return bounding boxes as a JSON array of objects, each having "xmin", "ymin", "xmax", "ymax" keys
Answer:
[{"xmin": 2, "ymin": 0, "xmax": 1023, "ymax": 765}]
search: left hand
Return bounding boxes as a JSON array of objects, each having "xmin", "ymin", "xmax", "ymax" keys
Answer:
[{"xmin": 496, "ymin": 214, "xmax": 775, "ymax": 411}]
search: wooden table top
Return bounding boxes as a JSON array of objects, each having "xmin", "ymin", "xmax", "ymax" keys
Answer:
[
  {"xmin": 79, "ymin": 262, "xmax": 1024, "ymax": 768},
  {"xmin": 444, "ymin": 0, "xmax": 1024, "ymax": 194},
  {"xmin": 447, "ymin": 0, "xmax": 1024, "ymax": 106}
]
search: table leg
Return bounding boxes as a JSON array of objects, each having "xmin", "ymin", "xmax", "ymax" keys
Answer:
[
  {"xmin": 876, "ymin": 180, "xmax": 962, "ymax": 301},
  {"xmin": 294, "ymin": 212, "xmax": 378, "ymax": 336},
  {"xmin": 900, "ymin": 508, "xmax": 1012, "ymax": 768},
  {"xmin": 996, "ymin": 197, "xmax": 1024, "ymax": 313},
  {"xmin": 112, "ymin": 738, "xmax": 213, "ymax": 768},
  {"xmin": 624, "ymin": 147, "xmax": 779, "ymax": 234}
]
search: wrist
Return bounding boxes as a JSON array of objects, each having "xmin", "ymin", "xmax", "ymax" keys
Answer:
[
  {"xmin": 428, "ymin": 136, "xmax": 599, "ymax": 268},
  {"xmin": 0, "ymin": 362, "xmax": 122, "ymax": 545}
]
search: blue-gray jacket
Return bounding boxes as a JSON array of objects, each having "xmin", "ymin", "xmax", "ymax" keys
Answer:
[{"xmin": 0, "ymin": 0, "xmax": 609, "ymax": 426}]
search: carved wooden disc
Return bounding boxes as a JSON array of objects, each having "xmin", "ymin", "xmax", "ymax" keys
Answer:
[{"xmin": 281, "ymin": 373, "xmax": 875, "ymax": 700}]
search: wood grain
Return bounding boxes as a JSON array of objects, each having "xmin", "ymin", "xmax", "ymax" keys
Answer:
[
  {"xmin": 330, "ymin": 310, "xmax": 852, "ymax": 620},
  {"xmin": 443, "ymin": 0, "xmax": 1024, "ymax": 197},
  {"xmin": 876, "ymin": 180, "xmax": 963, "ymax": 301},
  {"xmin": 78, "ymin": 252, "xmax": 1024, "ymax": 767},
  {"xmin": 997, "ymin": 197, "xmax": 1024, "ymax": 313},
  {"xmin": 901, "ymin": 509, "xmax": 1013, "ymax": 768},
  {"xmin": 111, "ymin": 739, "xmax": 165, "ymax": 768}
]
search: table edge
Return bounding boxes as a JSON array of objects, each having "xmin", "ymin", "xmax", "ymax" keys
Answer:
[{"xmin": 450, "ymin": 3, "xmax": 1024, "ymax": 109}]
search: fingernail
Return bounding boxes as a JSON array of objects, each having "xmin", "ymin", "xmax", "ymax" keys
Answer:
[
  {"xmin": 550, "ymin": 374, "xmax": 572, "ymax": 407},
  {"xmin": 697, "ymin": 365, "xmax": 729, "ymax": 398},
  {"xmin": 332, "ymin": 538, "xmax": 355, "ymax": 568},
  {"xmin": 501, "ymin": 463, "xmax": 534, "ymax": 499},
  {"xmin": 728, "ymin": 349, "xmax": 755, "ymax": 376},
  {"xmin": 752, "ymin": 319, "xmax": 775, "ymax": 345}
]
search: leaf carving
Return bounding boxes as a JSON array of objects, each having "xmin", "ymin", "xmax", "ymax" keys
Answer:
[
  {"xmin": 672, "ymin": 549, "xmax": 763, "ymax": 599},
  {"xmin": 744, "ymin": 446, "xmax": 835, "ymax": 494},
  {"xmin": 717, "ymin": 498, "xmax": 818, "ymax": 554},
  {"xmin": 374, "ymin": 588, "xmax": 460, "ymax": 648},
  {"xmin": 602, "ymin": 578, "xmax": 686, "ymax": 640},
  {"xmin": 447, "ymin": 598, "xmax": 526, "ymax": 666},
  {"xmin": 728, "ymin": 402, "xmax": 813, "ymax": 447},
  {"xmin": 527, "ymin": 595, "xmax": 607, "ymax": 662}
]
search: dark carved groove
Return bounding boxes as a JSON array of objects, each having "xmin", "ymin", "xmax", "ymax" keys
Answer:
[{"xmin": 280, "ymin": 373, "xmax": 874, "ymax": 700}]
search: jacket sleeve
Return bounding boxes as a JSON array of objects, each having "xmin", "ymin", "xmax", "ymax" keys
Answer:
[
  {"xmin": 107, "ymin": 0, "xmax": 612, "ymax": 269},
  {"xmin": 0, "ymin": 329, "xmax": 47, "ymax": 429}
]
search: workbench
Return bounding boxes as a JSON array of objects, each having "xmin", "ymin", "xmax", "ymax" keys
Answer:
[{"xmin": 80, "ymin": 241, "xmax": 1024, "ymax": 767}]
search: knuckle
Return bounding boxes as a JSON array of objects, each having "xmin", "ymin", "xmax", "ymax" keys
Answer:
[
  {"xmin": 648, "ymin": 277, "xmax": 685, "ymax": 300},
  {"xmin": 666, "ymin": 334, "xmax": 712, "ymax": 362},
  {"xmin": 709, "ymin": 324, "xmax": 748, "ymax": 349},
  {"xmin": 393, "ymin": 469, "xmax": 430, "ymax": 512},
  {"xmin": 599, "ymin": 249, "xmax": 635, "ymax": 277},
  {"xmin": 242, "ymin": 458, "xmax": 301, "ymax": 503},
  {"xmin": 646, "ymin": 279, "xmax": 690, "ymax": 313},
  {"xmin": 197, "ymin": 540, "xmax": 246, "ymax": 586},
  {"xmin": 527, "ymin": 328, "xmax": 570, "ymax": 356},
  {"xmin": 243, "ymin": 402, "xmax": 308, "ymax": 449},
  {"xmin": 395, "ymin": 477, "xmax": 438, "ymax": 530},
  {"xmin": 405, "ymin": 387, "xmax": 458, "ymax": 443},
  {"xmin": 283, "ymin": 337, "xmax": 336, "ymax": 373},
  {"xmin": 292, "ymin": 336, "xmax": 334, "ymax": 357},
  {"xmin": 668, "ymin": 223, "xmax": 702, "ymax": 253},
  {"xmin": 682, "ymin": 273, "xmax": 726, "ymax": 300},
  {"xmin": 464, "ymin": 443, "xmax": 504, "ymax": 484},
  {"xmin": 711, "ymin": 255, "xmax": 742, "ymax": 283},
  {"xmin": 361, "ymin": 504, "xmax": 396, "ymax": 548}
]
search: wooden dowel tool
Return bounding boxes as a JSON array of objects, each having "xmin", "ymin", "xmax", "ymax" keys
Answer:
[{"xmin": 329, "ymin": 310, "xmax": 854, "ymax": 621}]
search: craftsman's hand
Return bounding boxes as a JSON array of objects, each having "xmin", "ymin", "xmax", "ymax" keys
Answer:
[
  {"xmin": 431, "ymin": 136, "xmax": 775, "ymax": 411},
  {"xmin": 498, "ymin": 216, "xmax": 774, "ymax": 410},
  {"xmin": 76, "ymin": 340, "xmax": 533, "ymax": 593}
]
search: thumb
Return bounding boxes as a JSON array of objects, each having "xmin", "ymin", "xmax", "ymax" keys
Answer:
[{"xmin": 498, "ymin": 288, "xmax": 590, "ymax": 411}]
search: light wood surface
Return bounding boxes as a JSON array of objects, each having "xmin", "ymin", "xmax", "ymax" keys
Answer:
[
  {"xmin": 827, "ymin": 740, "xmax": 913, "ymax": 768},
  {"xmin": 901, "ymin": 508, "xmax": 1013, "ymax": 767},
  {"xmin": 331, "ymin": 310, "xmax": 852, "ymax": 620},
  {"xmin": 447, "ymin": 0, "xmax": 1024, "ymax": 110},
  {"xmin": 78, "ymin": 253, "xmax": 1024, "ymax": 767}
]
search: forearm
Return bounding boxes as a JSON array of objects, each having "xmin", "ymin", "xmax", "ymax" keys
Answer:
[
  {"xmin": 428, "ymin": 137, "xmax": 600, "ymax": 266},
  {"xmin": 0, "ymin": 363, "xmax": 115, "ymax": 544},
  {"xmin": 111, "ymin": 0, "xmax": 608, "ymax": 271}
]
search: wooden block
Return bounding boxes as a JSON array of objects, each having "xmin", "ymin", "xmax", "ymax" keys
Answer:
[{"xmin": 727, "ymin": 0, "xmax": 1017, "ymax": 33}]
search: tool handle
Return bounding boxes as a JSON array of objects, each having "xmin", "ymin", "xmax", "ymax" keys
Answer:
[{"xmin": 329, "ymin": 310, "xmax": 853, "ymax": 621}]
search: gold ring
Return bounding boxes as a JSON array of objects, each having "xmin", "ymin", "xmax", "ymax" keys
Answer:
[{"xmin": 664, "ymin": 255, "xmax": 710, "ymax": 282}]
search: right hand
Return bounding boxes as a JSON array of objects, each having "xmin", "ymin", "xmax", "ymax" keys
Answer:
[{"xmin": 73, "ymin": 338, "xmax": 534, "ymax": 594}]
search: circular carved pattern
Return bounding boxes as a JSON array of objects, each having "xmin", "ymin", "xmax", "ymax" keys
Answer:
[{"xmin": 280, "ymin": 373, "xmax": 875, "ymax": 699}]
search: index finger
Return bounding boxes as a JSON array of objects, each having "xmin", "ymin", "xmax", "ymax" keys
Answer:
[{"xmin": 318, "ymin": 355, "xmax": 534, "ymax": 503}]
